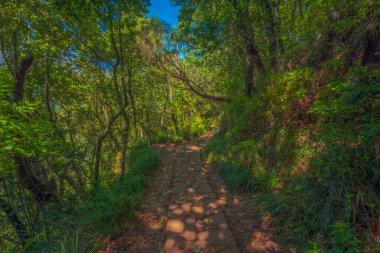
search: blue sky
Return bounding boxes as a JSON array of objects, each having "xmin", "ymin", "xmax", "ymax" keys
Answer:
[{"xmin": 148, "ymin": 0, "xmax": 180, "ymax": 26}]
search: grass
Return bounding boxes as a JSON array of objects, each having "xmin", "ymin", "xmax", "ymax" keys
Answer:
[
  {"xmin": 20, "ymin": 147, "xmax": 160, "ymax": 253},
  {"xmin": 206, "ymin": 67, "xmax": 380, "ymax": 252}
]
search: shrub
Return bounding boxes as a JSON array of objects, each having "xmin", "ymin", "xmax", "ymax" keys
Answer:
[
  {"xmin": 21, "ymin": 147, "xmax": 159, "ymax": 253},
  {"xmin": 207, "ymin": 67, "xmax": 380, "ymax": 251}
]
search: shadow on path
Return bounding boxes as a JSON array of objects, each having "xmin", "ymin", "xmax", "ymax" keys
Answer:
[
  {"xmin": 163, "ymin": 138, "xmax": 240, "ymax": 253},
  {"xmin": 102, "ymin": 133, "xmax": 282, "ymax": 253}
]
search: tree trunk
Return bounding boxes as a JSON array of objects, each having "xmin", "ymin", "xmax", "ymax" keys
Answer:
[
  {"xmin": 14, "ymin": 157, "xmax": 60, "ymax": 204},
  {"xmin": 44, "ymin": 55, "xmax": 54, "ymax": 120},
  {"xmin": 11, "ymin": 56, "xmax": 61, "ymax": 206},
  {"xmin": 230, "ymin": 0, "xmax": 263, "ymax": 96},
  {"xmin": 273, "ymin": 0, "xmax": 284, "ymax": 55},
  {"xmin": 172, "ymin": 112, "xmax": 179, "ymax": 135},
  {"xmin": 245, "ymin": 55, "xmax": 255, "ymax": 96},
  {"xmin": 93, "ymin": 107, "xmax": 125, "ymax": 184},
  {"xmin": 119, "ymin": 113, "xmax": 130, "ymax": 177},
  {"xmin": 244, "ymin": 40, "xmax": 262, "ymax": 96},
  {"xmin": 126, "ymin": 65, "xmax": 138, "ymax": 140},
  {"xmin": 262, "ymin": 0, "xmax": 278, "ymax": 68},
  {"xmin": 12, "ymin": 56, "xmax": 34, "ymax": 103},
  {"xmin": 186, "ymin": 109, "xmax": 191, "ymax": 140}
]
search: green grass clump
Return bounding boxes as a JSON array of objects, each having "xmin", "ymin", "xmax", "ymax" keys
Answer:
[{"xmin": 215, "ymin": 160, "xmax": 278, "ymax": 192}]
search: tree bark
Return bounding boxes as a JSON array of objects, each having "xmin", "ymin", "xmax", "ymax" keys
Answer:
[
  {"xmin": 119, "ymin": 113, "xmax": 130, "ymax": 177},
  {"xmin": 10, "ymin": 56, "xmax": 61, "ymax": 205},
  {"xmin": 262, "ymin": 0, "xmax": 278, "ymax": 68},
  {"xmin": 230, "ymin": 0, "xmax": 263, "ymax": 96},
  {"xmin": 14, "ymin": 157, "xmax": 60, "ymax": 204},
  {"xmin": 93, "ymin": 107, "xmax": 125, "ymax": 184},
  {"xmin": 244, "ymin": 39, "xmax": 263, "ymax": 96},
  {"xmin": 12, "ymin": 56, "xmax": 34, "ymax": 103},
  {"xmin": 273, "ymin": 0, "xmax": 284, "ymax": 55},
  {"xmin": 126, "ymin": 57, "xmax": 138, "ymax": 140}
]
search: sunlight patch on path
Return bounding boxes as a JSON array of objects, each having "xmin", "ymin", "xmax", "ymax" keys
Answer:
[{"xmin": 163, "ymin": 140, "xmax": 240, "ymax": 253}]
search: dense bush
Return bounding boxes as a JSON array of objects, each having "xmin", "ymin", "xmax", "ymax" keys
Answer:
[
  {"xmin": 207, "ymin": 67, "xmax": 380, "ymax": 252},
  {"xmin": 14, "ymin": 147, "xmax": 160, "ymax": 253}
]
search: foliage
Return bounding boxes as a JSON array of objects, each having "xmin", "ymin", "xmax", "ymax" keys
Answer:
[
  {"xmin": 1, "ymin": 0, "xmax": 380, "ymax": 252},
  {"xmin": 190, "ymin": 0, "xmax": 380, "ymax": 250},
  {"xmin": 207, "ymin": 65, "xmax": 380, "ymax": 251},
  {"xmin": 0, "ymin": 0, "xmax": 214, "ymax": 251},
  {"xmin": 24, "ymin": 147, "xmax": 159, "ymax": 253}
]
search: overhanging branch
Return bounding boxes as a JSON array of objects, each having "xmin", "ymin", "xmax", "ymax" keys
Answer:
[{"xmin": 150, "ymin": 52, "xmax": 231, "ymax": 103}]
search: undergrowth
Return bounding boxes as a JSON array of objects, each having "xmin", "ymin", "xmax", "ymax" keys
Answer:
[
  {"xmin": 149, "ymin": 116, "xmax": 211, "ymax": 144},
  {"xmin": 207, "ymin": 66, "xmax": 380, "ymax": 252},
  {"xmin": 16, "ymin": 147, "xmax": 159, "ymax": 253}
]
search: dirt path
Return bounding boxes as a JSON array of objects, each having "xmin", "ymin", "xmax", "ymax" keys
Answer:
[{"xmin": 105, "ymin": 134, "xmax": 282, "ymax": 253}]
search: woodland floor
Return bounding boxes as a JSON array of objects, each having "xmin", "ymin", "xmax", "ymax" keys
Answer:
[{"xmin": 101, "ymin": 133, "xmax": 284, "ymax": 253}]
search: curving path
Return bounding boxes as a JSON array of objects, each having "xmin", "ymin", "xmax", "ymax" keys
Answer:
[{"xmin": 104, "ymin": 133, "xmax": 281, "ymax": 253}]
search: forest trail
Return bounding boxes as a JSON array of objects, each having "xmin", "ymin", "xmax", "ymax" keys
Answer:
[{"xmin": 105, "ymin": 133, "xmax": 281, "ymax": 253}]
